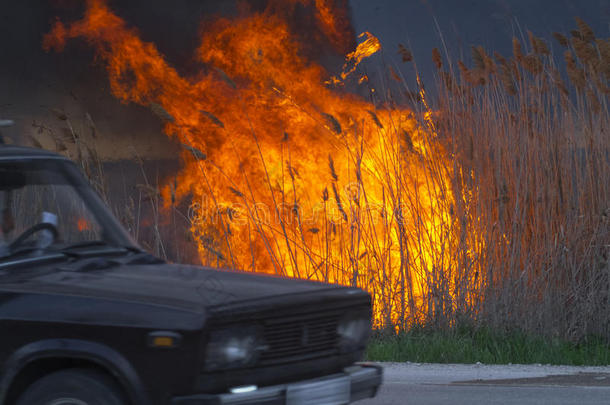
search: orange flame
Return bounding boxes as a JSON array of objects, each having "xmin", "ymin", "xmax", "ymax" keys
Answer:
[
  {"xmin": 77, "ymin": 217, "xmax": 91, "ymax": 231},
  {"xmin": 44, "ymin": 0, "xmax": 454, "ymax": 328}
]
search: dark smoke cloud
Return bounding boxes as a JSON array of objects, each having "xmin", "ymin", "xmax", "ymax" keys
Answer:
[
  {"xmin": 0, "ymin": 1, "xmax": 190, "ymax": 158},
  {"xmin": 0, "ymin": 0, "xmax": 355, "ymax": 157}
]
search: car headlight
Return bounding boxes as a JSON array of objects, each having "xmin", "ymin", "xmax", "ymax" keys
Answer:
[
  {"xmin": 337, "ymin": 310, "xmax": 371, "ymax": 352},
  {"xmin": 204, "ymin": 325, "xmax": 266, "ymax": 372}
]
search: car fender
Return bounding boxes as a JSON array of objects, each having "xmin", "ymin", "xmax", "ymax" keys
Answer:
[{"xmin": 0, "ymin": 338, "xmax": 151, "ymax": 405}]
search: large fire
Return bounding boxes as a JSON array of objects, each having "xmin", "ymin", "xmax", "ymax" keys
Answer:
[{"xmin": 44, "ymin": 0, "xmax": 454, "ymax": 328}]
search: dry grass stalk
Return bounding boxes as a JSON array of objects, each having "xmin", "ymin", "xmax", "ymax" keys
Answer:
[
  {"xmin": 565, "ymin": 50, "xmax": 586, "ymax": 89},
  {"xmin": 182, "ymin": 143, "xmax": 207, "ymax": 160},
  {"xmin": 523, "ymin": 53, "xmax": 543, "ymax": 75},
  {"xmin": 471, "ymin": 46, "xmax": 486, "ymax": 72},
  {"xmin": 432, "ymin": 48, "xmax": 443, "ymax": 70},
  {"xmin": 512, "ymin": 37, "xmax": 523, "ymax": 61},
  {"xmin": 574, "ymin": 17, "xmax": 596, "ymax": 43},
  {"xmin": 322, "ymin": 112, "xmax": 342, "ymax": 134},
  {"xmin": 389, "ymin": 66, "xmax": 402, "ymax": 82},
  {"xmin": 200, "ymin": 110, "xmax": 225, "ymax": 128},
  {"xmin": 367, "ymin": 110, "xmax": 384, "ymax": 128},
  {"xmin": 572, "ymin": 37, "xmax": 599, "ymax": 68},
  {"xmin": 398, "ymin": 44, "xmax": 412, "ymax": 62},
  {"xmin": 596, "ymin": 39, "xmax": 610, "ymax": 79},
  {"xmin": 497, "ymin": 59, "xmax": 517, "ymax": 95},
  {"xmin": 149, "ymin": 102, "xmax": 175, "ymax": 122},
  {"xmin": 553, "ymin": 32, "xmax": 569, "ymax": 48},
  {"xmin": 528, "ymin": 31, "xmax": 550, "ymax": 55}
]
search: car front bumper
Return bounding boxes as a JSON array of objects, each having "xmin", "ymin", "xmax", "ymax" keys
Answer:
[{"xmin": 171, "ymin": 364, "xmax": 382, "ymax": 405}]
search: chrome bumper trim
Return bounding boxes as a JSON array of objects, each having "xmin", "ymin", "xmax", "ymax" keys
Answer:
[{"xmin": 172, "ymin": 364, "xmax": 382, "ymax": 405}]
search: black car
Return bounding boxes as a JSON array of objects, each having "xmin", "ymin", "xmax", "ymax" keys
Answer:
[{"xmin": 0, "ymin": 144, "xmax": 382, "ymax": 405}]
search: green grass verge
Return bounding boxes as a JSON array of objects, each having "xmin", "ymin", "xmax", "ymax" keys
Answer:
[{"xmin": 365, "ymin": 327, "xmax": 610, "ymax": 366}]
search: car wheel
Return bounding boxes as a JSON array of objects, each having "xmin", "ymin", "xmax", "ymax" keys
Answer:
[{"xmin": 15, "ymin": 368, "xmax": 128, "ymax": 405}]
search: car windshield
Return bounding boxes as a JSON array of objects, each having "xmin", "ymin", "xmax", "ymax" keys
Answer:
[{"xmin": 0, "ymin": 158, "xmax": 135, "ymax": 259}]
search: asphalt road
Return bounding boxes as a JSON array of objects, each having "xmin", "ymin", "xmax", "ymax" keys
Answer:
[{"xmin": 359, "ymin": 363, "xmax": 610, "ymax": 405}]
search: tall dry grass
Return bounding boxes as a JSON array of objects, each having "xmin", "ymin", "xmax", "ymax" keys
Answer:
[
  {"xmin": 427, "ymin": 19, "xmax": 610, "ymax": 340},
  {"xmin": 191, "ymin": 18, "xmax": 610, "ymax": 340}
]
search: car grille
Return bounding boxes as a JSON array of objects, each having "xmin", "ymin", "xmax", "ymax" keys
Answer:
[{"xmin": 258, "ymin": 311, "xmax": 342, "ymax": 365}]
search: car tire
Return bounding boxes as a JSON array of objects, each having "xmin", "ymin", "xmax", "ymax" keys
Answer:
[{"xmin": 15, "ymin": 368, "xmax": 128, "ymax": 405}]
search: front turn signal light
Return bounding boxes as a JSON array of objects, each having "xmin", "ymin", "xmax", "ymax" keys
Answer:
[{"xmin": 148, "ymin": 331, "xmax": 182, "ymax": 349}]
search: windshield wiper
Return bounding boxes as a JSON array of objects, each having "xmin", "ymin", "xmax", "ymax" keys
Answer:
[
  {"xmin": 0, "ymin": 247, "xmax": 67, "ymax": 268},
  {"xmin": 59, "ymin": 241, "xmax": 141, "ymax": 254},
  {"xmin": 0, "ymin": 247, "xmax": 39, "ymax": 261},
  {"xmin": 57, "ymin": 241, "xmax": 161, "ymax": 264},
  {"xmin": 0, "ymin": 241, "xmax": 121, "ymax": 261}
]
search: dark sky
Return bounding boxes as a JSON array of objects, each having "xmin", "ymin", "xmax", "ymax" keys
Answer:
[{"xmin": 350, "ymin": 0, "xmax": 609, "ymax": 91}]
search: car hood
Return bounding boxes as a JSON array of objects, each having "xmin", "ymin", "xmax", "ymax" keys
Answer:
[{"xmin": 0, "ymin": 260, "xmax": 364, "ymax": 315}]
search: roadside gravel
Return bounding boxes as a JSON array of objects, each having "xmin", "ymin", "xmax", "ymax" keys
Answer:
[
  {"xmin": 378, "ymin": 362, "xmax": 610, "ymax": 385},
  {"xmin": 359, "ymin": 363, "xmax": 610, "ymax": 405}
]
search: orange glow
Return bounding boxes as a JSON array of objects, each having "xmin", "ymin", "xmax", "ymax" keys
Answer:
[
  {"xmin": 44, "ymin": 0, "xmax": 454, "ymax": 328},
  {"xmin": 77, "ymin": 217, "xmax": 91, "ymax": 231}
]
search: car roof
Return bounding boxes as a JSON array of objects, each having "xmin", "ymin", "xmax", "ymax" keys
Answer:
[{"xmin": 0, "ymin": 145, "xmax": 69, "ymax": 161}]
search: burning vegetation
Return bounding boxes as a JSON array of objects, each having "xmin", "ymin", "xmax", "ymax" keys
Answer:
[
  {"xmin": 43, "ymin": 0, "xmax": 453, "ymax": 329},
  {"xmin": 42, "ymin": 0, "xmax": 609, "ymax": 339}
]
